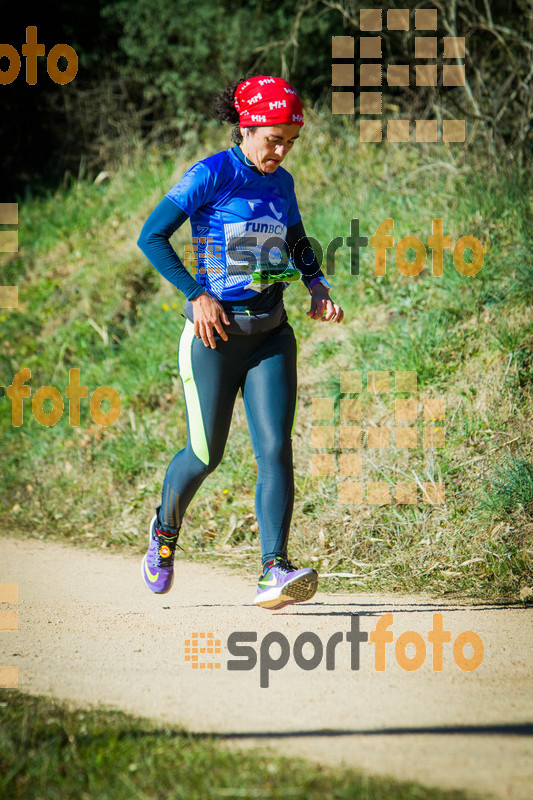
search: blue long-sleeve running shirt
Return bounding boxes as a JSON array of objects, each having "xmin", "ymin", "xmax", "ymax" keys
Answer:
[{"xmin": 137, "ymin": 144, "xmax": 325, "ymax": 311}]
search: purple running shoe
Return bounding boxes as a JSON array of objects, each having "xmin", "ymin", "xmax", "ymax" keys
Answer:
[
  {"xmin": 253, "ymin": 556, "xmax": 318, "ymax": 610},
  {"xmin": 141, "ymin": 515, "xmax": 180, "ymax": 594}
]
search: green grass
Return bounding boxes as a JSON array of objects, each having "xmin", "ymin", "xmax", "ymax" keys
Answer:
[
  {"xmin": 0, "ymin": 116, "xmax": 531, "ymax": 602},
  {"xmin": 0, "ymin": 691, "xmax": 478, "ymax": 800},
  {"xmin": 479, "ymin": 456, "xmax": 533, "ymax": 519}
]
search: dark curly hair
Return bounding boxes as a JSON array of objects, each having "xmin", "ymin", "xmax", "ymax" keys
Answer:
[{"xmin": 213, "ymin": 73, "xmax": 265, "ymax": 145}]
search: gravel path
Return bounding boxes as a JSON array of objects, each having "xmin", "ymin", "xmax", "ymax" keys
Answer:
[{"xmin": 1, "ymin": 537, "xmax": 531, "ymax": 799}]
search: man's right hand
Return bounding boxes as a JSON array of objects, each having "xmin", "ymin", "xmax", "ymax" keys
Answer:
[{"xmin": 190, "ymin": 291, "xmax": 230, "ymax": 349}]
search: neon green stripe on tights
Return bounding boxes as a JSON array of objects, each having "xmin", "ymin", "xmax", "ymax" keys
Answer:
[
  {"xmin": 291, "ymin": 337, "xmax": 299, "ymax": 439},
  {"xmin": 178, "ymin": 320, "xmax": 210, "ymax": 465}
]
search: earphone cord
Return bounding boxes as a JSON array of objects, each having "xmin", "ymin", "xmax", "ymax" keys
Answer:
[
  {"xmin": 242, "ymin": 128, "xmax": 306, "ymax": 310},
  {"xmin": 287, "ymin": 283, "xmax": 309, "ymax": 314},
  {"xmin": 243, "ymin": 128, "xmax": 266, "ymax": 177}
]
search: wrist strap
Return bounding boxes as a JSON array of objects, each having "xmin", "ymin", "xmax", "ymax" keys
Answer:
[{"xmin": 309, "ymin": 276, "xmax": 331, "ymax": 290}]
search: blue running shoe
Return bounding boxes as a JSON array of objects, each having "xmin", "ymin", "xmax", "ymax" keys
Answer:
[
  {"xmin": 253, "ymin": 556, "xmax": 318, "ymax": 610},
  {"xmin": 141, "ymin": 515, "xmax": 181, "ymax": 594}
]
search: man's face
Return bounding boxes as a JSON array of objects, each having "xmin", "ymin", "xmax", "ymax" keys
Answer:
[{"xmin": 240, "ymin": 124, "xmax": 301, "ymax": 172}]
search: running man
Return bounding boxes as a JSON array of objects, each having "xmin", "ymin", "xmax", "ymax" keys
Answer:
[{"xmin": 137, "ymin": 74, "xmax": 344, "ymax": 610}]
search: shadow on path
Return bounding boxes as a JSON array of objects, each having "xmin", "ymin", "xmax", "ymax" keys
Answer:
[{"xmin": 66, "ymin": 722, "xmax": 533, "ymax": 747}]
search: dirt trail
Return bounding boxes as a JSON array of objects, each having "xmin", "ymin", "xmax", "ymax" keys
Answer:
[{"xmin": 1, "ymin": 537, "xmax": 531, "ymax": 799}]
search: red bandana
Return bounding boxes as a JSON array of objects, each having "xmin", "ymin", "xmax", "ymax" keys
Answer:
[{"xmin": 234, "ymin": 76, "xmax": 304, "ymax": 128}]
